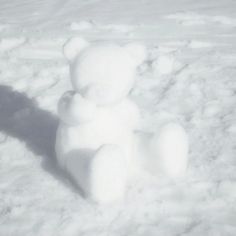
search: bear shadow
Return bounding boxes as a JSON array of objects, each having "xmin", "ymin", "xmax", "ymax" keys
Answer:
[{"xmin": 0, "ymin": 85, "xmax": 84, "ymax": 195}]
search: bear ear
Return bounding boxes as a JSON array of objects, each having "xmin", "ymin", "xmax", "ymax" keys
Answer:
[
  {"xmin": 125, "ymin": 42, "xmax": 147, "ymax": 66},
  {"xmin": 63, "ymin": 37, "xmax": 89, "ymax": 62}
]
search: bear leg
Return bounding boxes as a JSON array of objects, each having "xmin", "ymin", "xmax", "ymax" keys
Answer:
[{"xmin": 89, "ymin": 144, "xmax": 127, "ymax": 204}]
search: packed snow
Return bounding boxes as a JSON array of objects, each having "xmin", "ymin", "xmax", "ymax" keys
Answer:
[
  {"xmin": 0, "ymin": 0, "xmax": 236, "ymax": 235},
  {"xmin": 56, "ymin": 38, "xmax": 188, "ymax": 203}
]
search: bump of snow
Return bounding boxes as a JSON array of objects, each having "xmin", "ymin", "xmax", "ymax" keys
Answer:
[
  {"xmin": 152, "ymin": 53, "xmax": 175, "ymax": 75},
  {"xmin": 70, "ymin": 20, "xmax": 94, "ymax": 31}
]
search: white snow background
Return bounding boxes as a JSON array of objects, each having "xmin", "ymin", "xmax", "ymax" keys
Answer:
[{"xmin": 0, "ymin": 0, "xmax": 236, "ymax": 235}]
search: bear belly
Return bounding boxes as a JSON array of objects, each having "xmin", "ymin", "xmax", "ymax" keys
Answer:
[{"xmin": 56, "ymin": 117, "xmax": 135, "ymax": 168}]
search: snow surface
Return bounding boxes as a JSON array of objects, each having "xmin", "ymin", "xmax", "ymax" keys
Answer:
[{"xmin": 0, "ymin": 0, "xmax": 236, "ymax": 235}]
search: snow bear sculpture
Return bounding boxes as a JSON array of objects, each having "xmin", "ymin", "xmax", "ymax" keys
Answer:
[{"xmin": 56, "ymin": 37, "xmax": 189, "ymax": 204}]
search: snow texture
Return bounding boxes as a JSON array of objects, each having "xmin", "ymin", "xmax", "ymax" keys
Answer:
[{"xmin": 0, "ymin": 0, "xmax": 236, "ymax": 235}]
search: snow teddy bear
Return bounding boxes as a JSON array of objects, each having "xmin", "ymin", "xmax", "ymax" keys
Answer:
[{"xmin": 56, "ymin": 37, "xmax": 189, "ymax": 204}]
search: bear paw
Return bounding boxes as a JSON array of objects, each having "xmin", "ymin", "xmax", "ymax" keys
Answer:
[
  {"xmin": 151, "ymin": 123, "xmax": 189, "ymax": 178},
  {"xmin": 58, "ymin": 91, "xmax": 97, "ymax": 125}
]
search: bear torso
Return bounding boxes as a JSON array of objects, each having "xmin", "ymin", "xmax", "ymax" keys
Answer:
[{"xmin": 56, "ymin": 98, "xmax": 140, "ymax": 169}]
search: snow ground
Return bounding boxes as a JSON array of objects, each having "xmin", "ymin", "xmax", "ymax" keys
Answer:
[{"xmin": 0, "ymin": 0, "xmax": 236, "ymax": 235}]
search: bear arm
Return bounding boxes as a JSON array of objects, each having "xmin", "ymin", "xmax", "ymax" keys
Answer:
[{"xmin": 58, "ymin": 91, "xmax": 97, "ymax": 125}]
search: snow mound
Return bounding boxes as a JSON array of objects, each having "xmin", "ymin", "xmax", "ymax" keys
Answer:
[
  {"xmin": 70, "ymin": 20, "xmax": 94, "ymax": 31},
  {"xmin": 152, "ymin": 53, "xmax": 175, "ymax": 75}
]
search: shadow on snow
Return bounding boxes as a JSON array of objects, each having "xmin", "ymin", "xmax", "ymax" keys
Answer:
[{"xmin": 0, "ymin": 85, "xmax": 81, "ymax": 194}]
